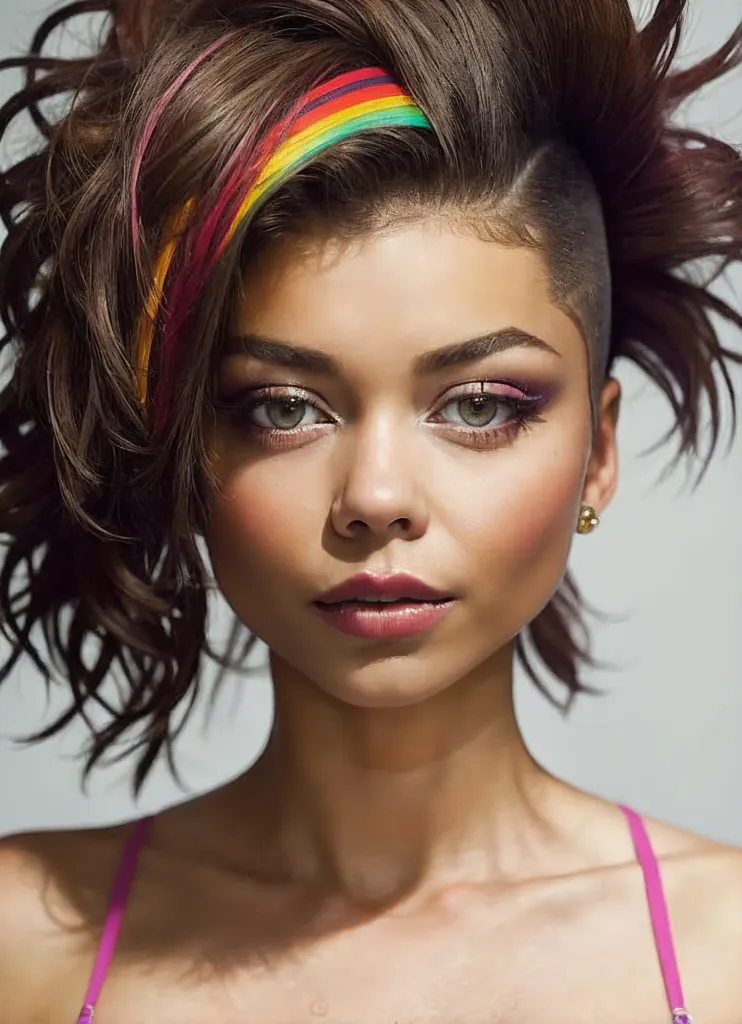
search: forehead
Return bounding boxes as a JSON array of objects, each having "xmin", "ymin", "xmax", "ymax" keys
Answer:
[{"xmin": 234, "ymin": 221, "xmax": 585, "ymax": 369}]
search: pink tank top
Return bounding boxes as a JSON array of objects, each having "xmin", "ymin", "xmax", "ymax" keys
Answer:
[{"xmin": 75, "ymin": 805, "xmax": 693, "ymax": 1023}]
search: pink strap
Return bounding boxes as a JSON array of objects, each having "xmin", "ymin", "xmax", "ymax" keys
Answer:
[
  {"xmin": 618, "ymin": 805, "xmax": 688, "ymax": 1017},
  {"xmin": 77, "ymin": 817, "xmax": 153, "ymax": 1022},
  {"xmin": 77, "ymin": 809, "xmax": 689, "ymax": 1021}
]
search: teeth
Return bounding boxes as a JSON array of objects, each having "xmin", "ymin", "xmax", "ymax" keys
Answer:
[{"xmin": 354, "ymin": 596, "xmax": 406, "ymax": 603}]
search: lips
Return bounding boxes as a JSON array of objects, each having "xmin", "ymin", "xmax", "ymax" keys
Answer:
[
  {"xmin": 313, "ymin": 572, "xmax": 456, "ymax": 640},
  {"xmin": 316, "ymin": 572, "xmax": 451, "ymax": 605}
]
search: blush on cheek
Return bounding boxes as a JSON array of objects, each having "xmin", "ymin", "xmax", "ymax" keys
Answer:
[
  {"xmin": 209, "ymin": 481, "xmax": 293, "ymax": 575},
  {"xmin": 501, "ymin": 471, "xmax": 582, "ymax": 568},
  {"xmin": 206, "ymin": 494, "xmax": 294, "ymax": 645},
  {"xmin": 451, "ymin": 444, "xmax": 586, "ymax": 635},
  {"xmin": 206, "ymin": 459, "xmax": 326, "ymax": 620}
]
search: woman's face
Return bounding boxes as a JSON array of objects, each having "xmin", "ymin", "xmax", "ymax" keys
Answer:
[{"xmin": 206, "ymin": 219, "xmax": 619, "ymax": 706}]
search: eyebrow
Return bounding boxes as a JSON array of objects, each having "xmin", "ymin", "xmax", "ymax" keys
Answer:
[{"xmin": 222, "ymin": 326, "xmax": 560, "ymax": 375}]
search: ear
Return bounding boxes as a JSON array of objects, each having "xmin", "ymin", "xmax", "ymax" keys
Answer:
[
  {"xmin": 581, "ymin": 376, "xmax": 621, "ymax": 514},
  {"xmin": 114, "ymin": 0, "xmax": 159, "ymax": 58}
]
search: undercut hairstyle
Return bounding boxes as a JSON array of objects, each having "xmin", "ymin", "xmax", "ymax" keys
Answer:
[{"xmin": 0, "ymin": 0, "xmax": 741, "ymax": 790}]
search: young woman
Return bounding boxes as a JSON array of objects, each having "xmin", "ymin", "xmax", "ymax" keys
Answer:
[{"xmin": 1, "ymin": 0, "xmax": 741, "ymax": 1020}]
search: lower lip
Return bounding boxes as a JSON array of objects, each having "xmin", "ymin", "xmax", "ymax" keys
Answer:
[{"xmin": 313, "ymin": 600, "xmax": 455, "ymax": 639}]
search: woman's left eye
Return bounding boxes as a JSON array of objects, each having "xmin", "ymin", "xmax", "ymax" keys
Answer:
[
  {"xmin": 438, "ymin": 394, "xmax": 513, "ymax": 429},
  {"xmin": 432, "ymin": 386, "xmax": 535, "ymax": 431}
]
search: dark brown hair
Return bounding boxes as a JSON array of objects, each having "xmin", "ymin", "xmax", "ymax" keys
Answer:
[{"xmin": 1, "ymin": 0, "xmax": 741, "ymax": 791}]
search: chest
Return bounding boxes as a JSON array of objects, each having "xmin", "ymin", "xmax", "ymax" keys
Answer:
[{"xmin": 63, "ymin": 894, "xmax": 682, "ymax": 1024}]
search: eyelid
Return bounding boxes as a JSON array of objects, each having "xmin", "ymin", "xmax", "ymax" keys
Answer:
[
  {"xmin": 231, "ymin": 384, "xmax": 334, "ymax": 413},
  {"xmin": 430, "ymin": 379, "xmax": 532, "ymax": 409},
  {"xmin": 219, "ymin": 379, "xmax": 540, "ymax": 421}
]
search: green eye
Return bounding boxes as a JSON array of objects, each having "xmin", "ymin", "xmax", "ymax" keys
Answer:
[
  {"xmin": 264, "ymin": 398, "xmax": 308, "ymax": 429},
  {"xmin": 455, "ymin": 396, "xmax": 500, "ymax": 427},
  {"xmin": 440, "ymin": 394, "xmax": 509, "ymax": 429},
  {"xmin": 246, "ymin": 395, "xmax": 328, "ymax": 430}
]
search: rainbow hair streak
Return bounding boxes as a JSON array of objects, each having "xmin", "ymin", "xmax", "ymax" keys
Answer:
[{"xmin": 132, "ymin": 64, "xmax": 433, "ymax": 427}]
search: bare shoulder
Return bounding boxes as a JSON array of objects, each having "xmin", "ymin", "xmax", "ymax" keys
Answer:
[
  {"xmin": 642, "ymin": 814, "xmax": 742, "ymax": 1013},
  {"xmin": 643, "ymin": 811, "xmax": 742, "ymax": 887},
  {"xmin": 0, "ymin": 824, "xmax": 134, "ymax": 1020}
]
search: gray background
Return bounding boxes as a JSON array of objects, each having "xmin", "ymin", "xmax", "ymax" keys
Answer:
[{"xmin": 0, "ymin": 0, "xmax": 741, "ymax": 842}]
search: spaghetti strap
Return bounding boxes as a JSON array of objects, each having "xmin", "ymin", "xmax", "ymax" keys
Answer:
[
  {"xmin": 74, "ymin": 808, "xmax": 694, "ymax": 1022},
  {"xmin": 76, "ymin": 816, "xmax": 153, "ymax": 1023},
  {"xmin": 618, "ymin": 805, "xmax": 693, "ymax": 1024}
]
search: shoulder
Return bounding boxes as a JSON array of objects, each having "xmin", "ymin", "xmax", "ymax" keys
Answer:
[
  {"xmin": 643, "ymin": 812, "xmax": 742, "ymax": 896},
  {"xmin": 642, "ymin": 815, "xmax": 742, "ymax": 1016},
  {"xmin": 0, "ymin": 824, "xmax": 135, "ymax": 1021}
]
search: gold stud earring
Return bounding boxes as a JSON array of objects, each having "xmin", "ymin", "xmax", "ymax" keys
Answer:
[{"xmin": 577, "ymin": 504, "xmax": 600, "ymax": 535}]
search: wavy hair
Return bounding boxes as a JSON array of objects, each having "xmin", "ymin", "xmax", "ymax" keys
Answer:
[{"xmin": 1, "ymin": 0, "xmax": 741, "ymax": 790}]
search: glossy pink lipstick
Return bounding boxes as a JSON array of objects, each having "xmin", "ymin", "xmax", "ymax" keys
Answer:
[{"xmin": 313, "ymin": 572, "xmax": 456, "ymax": 640}]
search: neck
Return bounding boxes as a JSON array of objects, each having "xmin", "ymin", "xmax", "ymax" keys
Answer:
[{"xmin": 233, "ymin": 647, "xmax": 564, "ymax": 905}]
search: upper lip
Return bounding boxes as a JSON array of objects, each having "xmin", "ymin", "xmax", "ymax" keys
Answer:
[{"xmin": 316, "ymin": 572, "xmax": 452, "ymax": 605}]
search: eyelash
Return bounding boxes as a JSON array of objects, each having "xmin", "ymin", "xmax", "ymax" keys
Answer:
[{"xmin": 217, "ymin": 382, "xmax": 547, "ymax": 451}]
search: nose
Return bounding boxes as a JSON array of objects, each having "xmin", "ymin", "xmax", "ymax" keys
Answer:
[{"xmin": 330, "ymin": 414, "xmax": 429, "ymax": 542}]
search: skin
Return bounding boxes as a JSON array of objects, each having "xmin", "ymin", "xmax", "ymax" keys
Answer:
[{"xmin": 1, "ymin": 219, "xmax": 742, "ymax": 1023}]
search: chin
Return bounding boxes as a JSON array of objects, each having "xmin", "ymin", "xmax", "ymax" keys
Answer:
[
  {"xmin": 321, "ymin": 677, "xmax": 442, "ymax": 710},
  {"xmin": 284, "ymin": 644, "xmax": 484, "ymax": 709}
]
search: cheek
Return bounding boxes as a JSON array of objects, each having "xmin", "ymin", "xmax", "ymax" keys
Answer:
[
  {"xmin": 488, "ymin": 458, "xmax": 582, "ymax": 562},
  {"xmin": 444, "ymin": 428, "xmax": 588, "ymax": 603},
  {"xmin": 206, "ymin": 455, "xmax": 324, "ymax": 596}
]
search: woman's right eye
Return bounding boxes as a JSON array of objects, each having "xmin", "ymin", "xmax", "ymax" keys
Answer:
[
  {"xmin": 249, "ymin": 396, "xmax": 327, "ymax": 430},
  {"xmin": 219, "ymin": 388, "xmax": 336, "ymax": 434}
]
